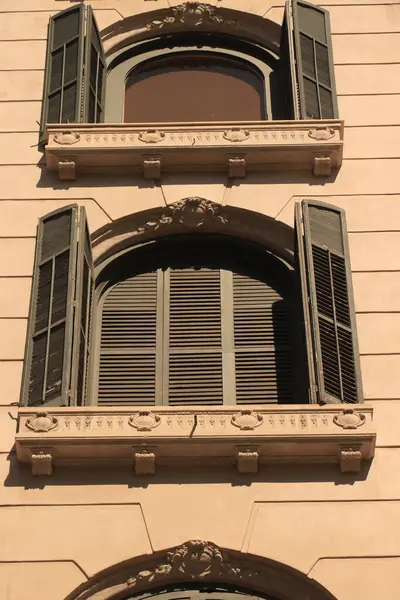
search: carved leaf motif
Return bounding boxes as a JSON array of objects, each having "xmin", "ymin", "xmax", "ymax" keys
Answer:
[
  {"xmin": 147, "ymin": 2, "xmax": 236, "ymax": 29},
  {"xmin": 136, "ymin": 198, "xmax": 227, "ymax": 233}
]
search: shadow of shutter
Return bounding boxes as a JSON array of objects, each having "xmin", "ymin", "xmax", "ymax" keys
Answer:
[
  {"xmin": 21, "ymin": 205, "xmax": 91, "ymax": 407},
  {"xmin": 292, "ymin": 0, "xmax": 338, "ymax": 119},
  {"xmin": 298, "ymin": 200, "xmax": 362, "ymax": 404}
]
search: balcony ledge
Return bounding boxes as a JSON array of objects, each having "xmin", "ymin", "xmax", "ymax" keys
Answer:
[
  {"xmin": 45, "ymin": 120, "xmax": 344, "ymax": 180},
  {"xmin": 16, "ymin": 404, "xmax": 375, "ymax": 476}
]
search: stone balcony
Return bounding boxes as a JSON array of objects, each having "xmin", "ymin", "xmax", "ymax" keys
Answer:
[
  {"xmin": 16, "ymin": 404, "xmax": 375, "ymax": 476},
  {"xmin": 45, "ymin": 120, "xmax": 344, "ymax": 180}
]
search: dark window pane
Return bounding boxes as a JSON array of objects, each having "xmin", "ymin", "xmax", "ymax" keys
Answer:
[
  {"xmin": 64, "ymin": 39, "xmax": 78, "ymax": 84},
  {"xmin": 316, "ymin": 43, "xmax": 331, "ymax": 87},
  {"xmin": 89, "ymin": 90, "xmax": 96, "ymax": 122},
  {"xmin": 319, "ymin": 318, "xmax": 341, "ymax": 399},
  {"xmin": 62, "ymin": 82, "xmax": 77, "ymax": 122},
  {"xmin": 28, "ymin": 332, "xmax": 47, "ymax": 405},
  {"xmin": 319, "ymin": 86, "xmax": 334, "ymax": 119},
  {"xmin": 53, "ymin": 10, "xmax": 80, "ymax": 48},
  {"xmin": 304, "ymin": 78, "xmax": 320, "ymax": 118},
  {"xmin": 298, "ymin": 4, "xmax": 327, "ymax": 45},
  {"xmin": 35, "ymin": 261, "xmax": 52, "ymax": 332},
  {"xmin": 48, "ymin": 92, "xmax": 61, "ymax": 123},
  {"xmin": 52, "ymin": 250, "xmax": 70, "ymax": 324},
  {"xmin": 125, "ymin": 54, "xmax": 265, "ymax": 122},
  {"xmin": 50, "ymin": 48, "xmax": 63, "ymax": 93},
  {"xmin": 45, "ymin": 323, "xmax": 65, "ymax": 401},
  {"xmin": 90, "ymin": 45, "xmax": 98, "ymax": 89},
  {"xmin": 300, "ymin": 34, "xmax": 316, "ymax": 80},
  {"xmin": 41, "ymin": 211, "xmax": 72, "ymax": 261}
]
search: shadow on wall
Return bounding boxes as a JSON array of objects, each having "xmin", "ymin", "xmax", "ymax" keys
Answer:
[{"xmin": 4, "ymin": 452, "xmax": 372, "ymax": 491}]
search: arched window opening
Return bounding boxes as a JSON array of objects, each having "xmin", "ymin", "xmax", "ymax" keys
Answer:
[
  {"xmin": 124, "ymin": 53, "xmax": 266, "ymax": 123},
  {"xmin": 95, "ymin": 238, "xmax": 298, "ymax": 407},
  {"xmin": 124, "ymin": 587, "xmax": 280, "ymax": 600}
]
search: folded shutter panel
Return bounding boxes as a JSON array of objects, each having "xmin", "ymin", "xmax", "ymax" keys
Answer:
[
  {"xmin": 167, "ymin": 268, "xmax": 224, "ymax": 406},
  {"xmin": 292, "ymin": 0, "xmax": 338, "ymax": 119},
  {"xmin": 278, "ymin": 2, "xmax": 299, "ymax": 120},
  {"xmin": 40, "ymin": 6, "xmax": 107, "ymax": 144},
  {"xmin": 98, "ymin": 272, "xmax": 158, "ymax": 406},
  {"xmin": 21, "ymin": 205, "xmax": 91, "ymax": 406},
  {"xmin": 83, "ymin": 6, "xmax": 107, "ymax": 123},
  {"xmin": 233, "ymin": 272, "xmax": 293, "ymax": 404},
  {"xmin": 39, "ymin": 5, "xmax": 85, "ymax": 144},
  {"xmin": 298, "ymin": 200, "xmax": 362, "ymax": 404}
]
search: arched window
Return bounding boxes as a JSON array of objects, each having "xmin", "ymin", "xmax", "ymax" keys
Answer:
[
  {"xmin": 94, "ymin": 237, "xmax": 297, "ymax": 407},
  {"xmin": 124, "ymin": 53, "xmax": 265, "ymax": 122}
]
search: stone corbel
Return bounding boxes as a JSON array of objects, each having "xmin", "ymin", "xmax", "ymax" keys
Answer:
[
  {"xmin": 31, "ymin": 450, "xmax": 53, "ymax": 476},
  {"xmin": 58, "ymin": 158, "xmax": 76, "ymax": 181},
  {"xmin": 237, "ymin": 448, "xmax": 259, "ymax": 474},
  {"xmin": 313, "ymin": 155, "xmax": 332, "ymax": 177},
  {"xmin": 340, "ymin": 446, "xmax": 362, "ymax": 473},
  {"xmin": 228, "ymin": 156, "xmax": 246, "ymax": 178},
  {"xmin": 134, "ymin": 449, "xmax": 156, "ymax": 475},
  {"xmin": 143, "ymin": 157, "xmax": 161, "ymax": 180}
]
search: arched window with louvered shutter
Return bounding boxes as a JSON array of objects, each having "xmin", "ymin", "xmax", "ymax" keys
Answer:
[{"xmin": 93, "ymin": 238, "xmax": 300, "ymax": 407}]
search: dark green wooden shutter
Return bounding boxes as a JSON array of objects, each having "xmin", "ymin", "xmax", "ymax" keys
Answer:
[
  {"xmin": 83, "ymin": 6, "xmax": 106, "ymax": 123},
  {"xmin": 297, "ymin": 200, "xmax": 362, "ymax": 404},
  {"xmin": 278, "ymin": 2, "xmax": 299, "ymax": 119},
  {"xmin": 40, "ymin": 6, "xmax": 106, "ymax": 144},
  {"xmin": 20, "ymin": 205, "xmax": 93, "ymax": 407},
  {"xmin": 292, "ymin": 0, "xmax": 338, "ymax": 119}
]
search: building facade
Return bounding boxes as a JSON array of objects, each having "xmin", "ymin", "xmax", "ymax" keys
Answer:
[{"xmin": 0, "ymin": 0, "xmax": 399, "ymax": 599}]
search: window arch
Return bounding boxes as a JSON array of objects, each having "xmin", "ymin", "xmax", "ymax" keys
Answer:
[{"xmin": 92, "ymin": 236, "xmax": 299, "ymax": 407}]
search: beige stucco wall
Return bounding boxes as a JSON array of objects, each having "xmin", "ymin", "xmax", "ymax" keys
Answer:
[{"xmin": 0, "ymin": 1, "xmax": 399, "ymax": 599}]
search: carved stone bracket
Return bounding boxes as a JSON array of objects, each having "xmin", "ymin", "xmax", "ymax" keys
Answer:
[
  {"xmin": 143, "ymin": 157, "xmax": 161, "ymax": 179},
  {"xmin": 228, "ymin": 156, "xmax": 246, "ymax": 178},
  {"xmin": 58, "ymin": 158, "xmax": 76, "ymax": 181},
  {"xmin": 313, "ymin": 155, "xmax": 332, "ymax": 177},
  {"xmin": 134, "ymin": 450, "xmax": 156, "ymax": 475},
  {"xmin": 31, "ymin": 451, "xmax": 53, "ymax": 476},
  {"xmin": 237, "ymin": 449, "xmax": 259, "ymax": 474},
  {"xmin": 340, "ymin": 447, "xmax": 363, "ymax": 473}
]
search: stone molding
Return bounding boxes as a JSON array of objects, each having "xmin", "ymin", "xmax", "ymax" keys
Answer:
[
  {"xmin": 45, "ymin": 120, "xmax": 344, "ymax": 180},
  {"xmin": 16, "ymin": 405, "xmax": 375, "ymax": 476}
]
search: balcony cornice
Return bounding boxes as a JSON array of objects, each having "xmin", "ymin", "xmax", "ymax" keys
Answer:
[
  {"xmin": 45, "ymin": 120, "xmax": 344, "ymax": 180},
  {"xmin": 16, "ymin": 404, "xmax": 375, "ymax": 476}
]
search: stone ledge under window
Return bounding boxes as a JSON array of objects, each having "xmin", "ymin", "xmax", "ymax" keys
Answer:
[
  {"xmin": 45, "ymin": 120, "xmax": 344, "ymax": 180},
  {"xmin": 15, "ymin": 405, "xmax": 375, "ymax": 476}
]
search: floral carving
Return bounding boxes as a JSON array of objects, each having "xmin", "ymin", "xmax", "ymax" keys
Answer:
[
  {"xmin": 147, "ymin": 3, "xmax": 236, "ymax": 29},
  {"xmin": 138, "ymin": 129, "xmax": 166, "ymax": 144},
  {"xmin": 308, "ymin": 127, "xmax": 335, "ymax": 141},
  {"xmin": 53, "ymin": 131, "xmax": 80, "ymax": 145},
  {"xmin": 127, "ymin": 540, "xmax": 259, "ymax": 587},
  {"xmin": 129, "ymin": 411, "xmax": 161, "ymax": 432},
  {"xmin": 231, "ymin": 410, "xmax": 263, "ymax": 431},
  {"xmin": 26, "ymin": 412, "xmax": 58, "ymax": 433},
  {"xmin": 223, "ymin": 128, "xmax": 250, "ymax": 142},
  {"xmin": 137, "ymin": 198, "xmax": 227, "ymax": 233},
  {"xmin": 334, "ymin": 409, "xmax": 366, "ymax": 430}
]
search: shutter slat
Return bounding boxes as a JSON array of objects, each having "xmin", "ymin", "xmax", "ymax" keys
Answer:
[{"xmin": 299, "ymin": 200, "xmax": 362, "ymax": 404}]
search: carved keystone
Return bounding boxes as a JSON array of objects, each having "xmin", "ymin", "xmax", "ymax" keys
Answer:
[
  {"xmin": 31, "ymin": 451, "xmax": 53, "ymax": 476},
  {"xmin": 134, "ymin": 450, "xmax": 156, "ymax": 475}
]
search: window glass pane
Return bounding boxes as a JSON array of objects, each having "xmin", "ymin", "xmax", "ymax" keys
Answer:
[
  {"xmin": 48, "ymin": 92, "xmax": 61, "ymax": 123},
  {"xmin": 62, "ymin": 82, "xmax": 77, "ymax": 122},
  {"xmin": 29, "ymin": 332, "xmax": 47, "ymax": 405},
  {"xmin": 50, "ymin": 49, "xmax": 63, "ymax": 93},
  {"xmin": 53, "ymin": 10, "xmax": 80, "ymax": 48},
  {"xmin": 45, "ymin": 323, "xmax": 65, "ymax": 401},
  {"xmin": 64, "ymin": 39, "xmax": 78, "ymax": 85},
  {"xmin": 124, "ymin": 54, "xmax": 265, "ymax": 122}
]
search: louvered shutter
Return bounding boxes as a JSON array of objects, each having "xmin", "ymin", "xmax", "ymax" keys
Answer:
[
  {"xmin": 167, "ymin": 268, "xmax": 223, "ymax": 406},
  {"xmin": 40, "ymin": 6, "xmax": 106, "ymax": 144},
  {"xmin": 99, "ymin": 272, "xmax": 159, "ymax": 406},
  {"xmin": 292, "ymin": 0, "xmax": 338, "ymax": 118},
  {"xmin": 21, "ymin": 205, "xmax": 93, "ymax": 407},
  {"xmin": 278, "ymin": 3, "xmax": 299, "ymax": 119},
  {"xmin": 297, "ymin": 200, "xmax": 362, "ymax": 404},
  {"xmin": 233, "ymin": 273, "xmax": 292, "ymax": 404},
  {"xmin": 83, "ymin": 6, "xmax": 106, "ymax": 123}
]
